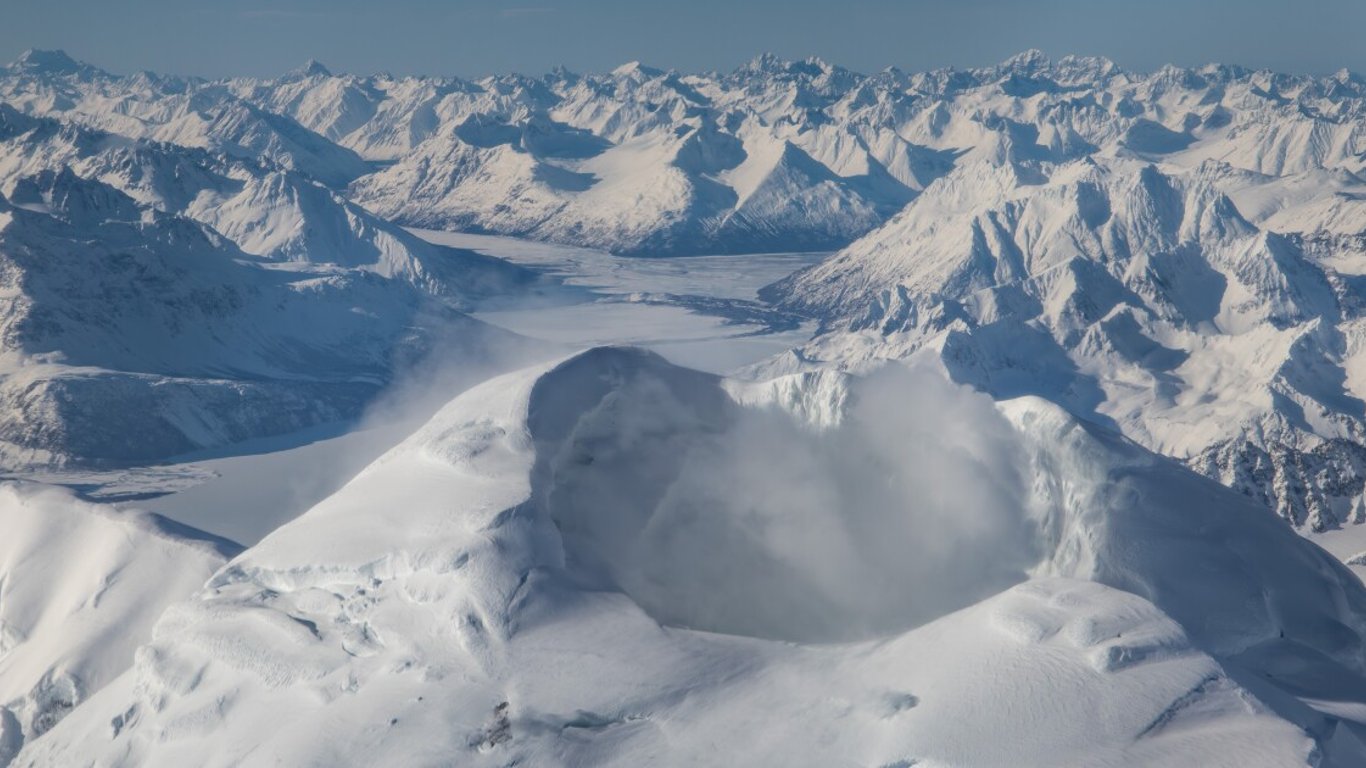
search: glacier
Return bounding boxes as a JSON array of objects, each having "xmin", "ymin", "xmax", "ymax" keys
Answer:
[{"xmin": 2, "ymin": 46, "xmax": 1366, "ymax": 767}]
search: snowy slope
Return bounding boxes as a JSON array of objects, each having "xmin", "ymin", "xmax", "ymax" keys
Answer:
[
  {"xmin": 0, "ymin": 51, "xmax": 367, "ymax": 188},
  {"xmin": 347, "ymin": 105, "xmax": 915, "ymax": 255},
  {"xmin": 732, "ymin": 52, "xmax": 1366, "ymax": 531},
  {"xmin": 0, "ymin": 105, "xmax": 533, "ymax": 306},
  {"xmin": 763, "ymin": 121, "xmax": 1366, "ymax": 529},
  {"xmin": 254, "ymin": 56, "xmax": 944, "ymax": 254},
  {"xmin": 0, "ymin": 483, "xmax": 235, "ymax": 764},
  {"xmin": 0, "ymin": 172, "xmax": 509, "ymax": 466},
  {"xmin": 271, "ymin": 50, "xmax": 1366, "ymax": 256},
  {"xmin": 10, "ymin": 49, "xmax": 1365, "ymax": 259},
  {"xmin": 16, "ymin": 348, "xmax": 1366, "ymax": 766},
  {"xmin": 6, "ymin": 47, "xmax": 1366, "ymax": 767}
]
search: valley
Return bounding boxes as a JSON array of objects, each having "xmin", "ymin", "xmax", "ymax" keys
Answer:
[
  {"xmin": 8, "ymin": 234, "xmax": 825, "ymax": 545},
  {"xmin": 4, "ymin": 44, "xmax": 1366, "ymax": 766}
]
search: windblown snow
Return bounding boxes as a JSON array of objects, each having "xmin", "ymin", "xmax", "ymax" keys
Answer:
[
  {"xmin": 3, "ymin": 47, "xmax": 1366, "ymax": 766},
  {"xmin": 15, "ymin": 349, "xmax": 1366, "ymax": 766}
]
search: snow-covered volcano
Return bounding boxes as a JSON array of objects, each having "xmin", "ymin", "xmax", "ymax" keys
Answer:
[
  {"xmin": 4, "ymin": 46, "xmax": 1366, "ymax": 767},
  {"xmin": 0, "ymin": 484, "xmax": 235, "ymax": 765},
  {"xmin": 12, "ymin": 348, "xmax": 1366, "ymax": 766}
]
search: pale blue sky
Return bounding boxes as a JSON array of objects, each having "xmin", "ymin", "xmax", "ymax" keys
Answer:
[{"xmin": 3, "ymin": 0, "xmax": 1363, "ymax": 78}]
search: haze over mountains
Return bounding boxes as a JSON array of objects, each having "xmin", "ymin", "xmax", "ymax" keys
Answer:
[{"xmin": 4, "ymin": 47, "xmax": 1366, "ymax": 766}]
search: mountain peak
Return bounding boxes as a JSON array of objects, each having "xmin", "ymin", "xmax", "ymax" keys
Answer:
[
  {"xmin": 548, "ymin": 64, "xmax": 579, "ymax": 81},
  {"xmin": 734, "ymin": 52, "xmax": 840, "ymax": 80},
  {"xmin": 7, "ymin": 48, "xmax": 105, "ymax": 77},
  {"xmin": 291, "ymin": 59, "xmax": 332, "ymax": 78},
  {"xmin": 1054, "ymin": 54, "xmax": 1120, "ymax": 80},
  {"xmin": 1332, "ymin": 67, "xmax": 1364, "ymax": 85},
  {"xmin": 611, "ymin": 60, "xmax": 663, "ymax": 79},
  {"xmin": 801, "ymin": 55, "xmax": 834, "ymax": 72},
  {"xmin": 999, "ymin": 48, "xmax": 1051, "ymax": 72},
  {"xmin": 741, "ymin": 52, "xmax": 787, "ymax": 73}
]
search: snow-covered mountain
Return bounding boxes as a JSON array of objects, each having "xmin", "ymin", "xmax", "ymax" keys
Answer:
[
  {"xmin": 0, "ymin": 104, "xmax": 532, "ymax": 306},
  {"xmin": 0, "ymin": 50, "xmax": 368, "ymax": 187},
  {"xmin": 0, "ymin": 171, "xmax": 510, "ymax": 466},
  {"xmin": 0, "ymin": 69, "xmax": 541, "ymax": 466},
  {"xmin": 0, "ymin": 484, "xmax": 235, "ymax": 764},
  {"xmin": 9, "ymin": 48, "xmax": 1364, "ymax": 260},
  {"xmin": 0, "ymin": 51, "xmax": 950, "ymax": 255},
  {"xmin": 14, "ymin": 348, "xmax": 1366, "ymax": 766},
  {"xmin": 747, "ymin": 52, "xmax": 1366, "ymax": 531},
  {"xmin": 254, "ymin": 49, "xmax": 1366, "ymax": 256},
  {"xmin": 7, "ymin": 46, "xmax": 1366, "ymax": 767},
  {"xmin": 279, "ymin": 56, "xmax": 952, "ymax": 254},
  {"xmin": 763, "ymin": 158, "xmax": 1366, "ymax": 529}
]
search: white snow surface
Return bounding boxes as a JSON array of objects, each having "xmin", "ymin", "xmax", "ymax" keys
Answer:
[
  {"xmin": 764, "ymin": 154, "xmax": 1366, "ymax": 530},
  {"xmin": 7, "ymin": 48, "xmax": 1366, "ymax": 767},
  {"xmin": 14, "ymin": 348, "xmax": 1366, "ymax": 767},
  {"xmin": 0, "ymin": 104, "xmax": 533, "ymax": 305},
  {"xmin": 0, "ymin": 483, "xmax": 234, "ymax": 764},
  {"xmin": 255, "ymin": 50, "xmax": 1366, "ymax": 256},
  {"xmin": 0, "ymin": 170, "xmax": 521, "ymax": 467},
  {"xmin": 8, "ymin": 48, "xmax": 1366, "ymax": 518}
]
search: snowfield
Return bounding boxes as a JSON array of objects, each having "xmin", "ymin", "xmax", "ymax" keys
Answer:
[
  {"xmin": 0, "ymin": 172, "xmax": 520, "ymax": 467},
  {"xmin": 14, "ymin": 348, "xmax": 1366, "ymax": 766},
  {"xmin": 0, "ymin": 484, "xmax": 235, "ymax": 764},
  {"xmin": 6, "ymin": 47, "xmax": 1366, "ymax": 526},
  {"xmin": 761, "ymin": 155, "xmax": 1366, "ymax": 531},
  {"xmin": 4, "ymin": 46, "xmax": 1366, "ymax": 766}
]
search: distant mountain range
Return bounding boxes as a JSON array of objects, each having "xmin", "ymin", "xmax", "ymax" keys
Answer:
[
  {"xmin": 6, "ymin": 47, "xmax": 1366, "ymax": 768},
  {"xmin": 5, "ymin": 48, "xmax": 1366, "ymax": 522},
  {"xmin": 5, "ymin": 48, "xmax": 1366, "ymax": 524}
]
